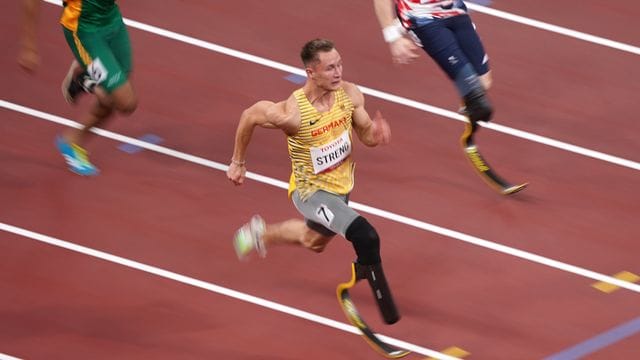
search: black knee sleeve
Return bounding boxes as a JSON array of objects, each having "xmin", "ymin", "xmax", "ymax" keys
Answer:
[
  {"xmin": 345, "ymin": 216, "xmax": 381, "ymax": 265},
  {"xmin": 463, "ymin": 87, "xmax": 493, "ymax": 125}
]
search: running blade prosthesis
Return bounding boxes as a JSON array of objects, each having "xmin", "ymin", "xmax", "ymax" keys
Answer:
[
  {"xmin": 336, "ymin": 263, "xmax": 410, "ymax": 359},
  {"xmin": 461, "ymin": 122, "xmax": 528, "ymax": 195}
]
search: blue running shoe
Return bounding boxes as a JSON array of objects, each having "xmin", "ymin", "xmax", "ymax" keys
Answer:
[{"xmin": 55, "ymin": 136, "xmax": 99, "ymax": 176}]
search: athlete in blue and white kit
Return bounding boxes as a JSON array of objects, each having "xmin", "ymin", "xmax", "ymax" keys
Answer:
[{"xmin": 373, "ymin": 0, "xmax": 493, "ymax": 129}]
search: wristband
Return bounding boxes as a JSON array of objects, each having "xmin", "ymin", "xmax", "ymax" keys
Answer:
[
  {"xmin": 231, "ymin": 159, "xmax": 245, "ymax": 166},
  {"xmin": 382, "ymin": 20, "xmax": 406, "ymax": 43}
]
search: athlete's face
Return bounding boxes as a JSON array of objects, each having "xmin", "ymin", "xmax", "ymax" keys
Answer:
[{"xmin": 308, "ymin": 49, "xmax": 343, "ymax": 91}]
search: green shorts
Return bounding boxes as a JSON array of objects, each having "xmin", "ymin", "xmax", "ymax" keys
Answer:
[{"xmin": 63, "ymin": 18, "xmax": 132, "ymax": 93}]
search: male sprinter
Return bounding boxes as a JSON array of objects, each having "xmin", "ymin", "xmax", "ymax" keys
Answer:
[
  {"xmin": 227, "ymin": 39, "xmax": 401, "ymax": 325},
  {"xmin": 372, "ymin": 0, "xmax": 527, "ymax": 194},
  {"xmin": 373, "ymin": 0, "xmax": 492, "ymax": 128},
  {"xmin": 19, "ymin": 0, "xmax": 137, "ymax": 175}
]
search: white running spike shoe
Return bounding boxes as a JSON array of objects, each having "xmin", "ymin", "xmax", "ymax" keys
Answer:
[{"xmin": 233, "ymin": 215, "xmax": 266, "ymax": 260}]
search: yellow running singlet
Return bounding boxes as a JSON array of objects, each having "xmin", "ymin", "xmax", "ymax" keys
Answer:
[{"xmin": 287, "ymin": 87, "xmax": 355, "ymax": 200}]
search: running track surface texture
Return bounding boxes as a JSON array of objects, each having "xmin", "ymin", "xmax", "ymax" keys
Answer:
[{"xmin": 1, "ymin": 1, "xmax": 639, "ymax": 359}]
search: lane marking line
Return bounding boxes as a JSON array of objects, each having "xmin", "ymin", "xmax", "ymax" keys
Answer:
[
  {"xmin": 37, "ymin": 0, "xmax": 640, "ymax": 171},
  {"xmin": 466, "ymin": 2, "xmax": 640, "ymax": 56},
  {"xmin": 0, "ymin": 222, "xmax": 458, "ymax": 360},
  {"xmin": 0, "ymin": 354, "xmax": 23, "ymax": 360},
  {"xmin": 284, "ymin": 73, "xmax": 307, "ymax": 85},
  {"xmin": 118, "ymin": 133, "xmax": 163, "ymax": 154},
  {"xmin": 592, "ymin": 271, "xmax": 640, "ymax": 293},
  {"xmin": 2, "ymin": 100, "xmax": 639, "ymax": 294},
  {"xmin": 39, "ymin": 0, "xmax": 640, "ymax": 56},
  {"xmin": 543, "ymin": 316, "xmax": 640, "ymax": 360},
  {"xmin": 426, "ymin": 346, "xmax": 470, "ymax": 360}
]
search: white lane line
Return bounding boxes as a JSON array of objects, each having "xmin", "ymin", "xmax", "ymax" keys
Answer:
[
  {"xmin": 39, "ymin": 0, "xmax": 640, "ymax": 171},
  {"xmin": 0, "ymin": 354, "xmax": 23, "ymax": 360},
  {"xmin": 2, "ymin": 100, "xmax": 639, "ymax": 294},
  {"xmin": 358, "ymin": 88, "xmax": 639, "ymax": 171},
  {"xmin": 466, "ymin": 3, "xmax": 640, "ymax": 56},
  {"xmin": 0, "ymin": 222, "xmax": 458, "ymax": 360},
  {"xmin": 41, "ymin": 0, "xmax": 640, "ymax": 56}
]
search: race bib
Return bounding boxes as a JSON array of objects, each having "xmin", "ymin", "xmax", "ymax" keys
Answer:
[
  {"xmin": 315, "ymin": 204, "xmax": 335, "ymax": 227},
  {"xmin": 310, "ymin": 131, "xmax": 351, "ymax": 174}
]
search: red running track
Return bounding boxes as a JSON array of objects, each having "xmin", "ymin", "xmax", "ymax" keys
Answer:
[{"xmin": 1, "ymin": 1, "xmax": 639, "ymax": 359}]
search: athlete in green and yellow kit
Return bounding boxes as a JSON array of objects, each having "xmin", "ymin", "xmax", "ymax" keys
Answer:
[{"xmin": 19, "ymin": 0, "xmax": 137, "ymax": 175}]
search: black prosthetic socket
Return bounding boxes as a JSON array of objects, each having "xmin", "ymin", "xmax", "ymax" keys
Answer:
[{"xmin": 463, "ymin": 87, "xmax": 493, "ymax": 131}]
